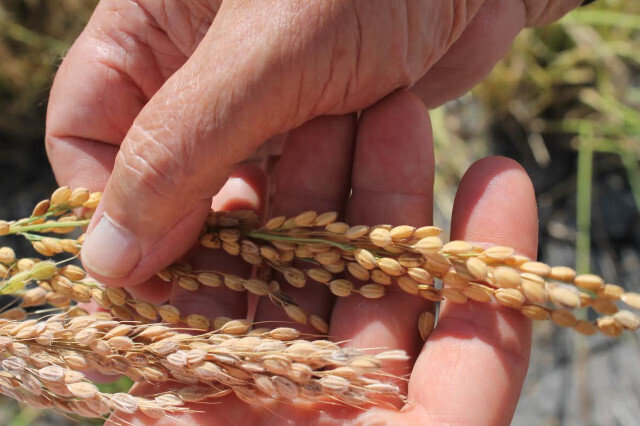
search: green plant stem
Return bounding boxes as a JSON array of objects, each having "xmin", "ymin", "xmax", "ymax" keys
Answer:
[
  {"xmin": 9, "ymin": 220, "xmax": 90, "ymax": 234},
  {"xmin": 14, "ymin": 207, "xmax": 76, "ymax": 227},
  {"xmin": 576, "ymin": 130, "xmax": 594, "ymax": 274},
  {"xmin": 620, "ymin": 154, "xmax": 640, "ymax": 212},
  {"xmin": 245, "ymin": 230, "xmax": 357, "ymax": 251},
  {"xmin": 0, "ymin": 10, "xmax": 68, "ymax": 53}
]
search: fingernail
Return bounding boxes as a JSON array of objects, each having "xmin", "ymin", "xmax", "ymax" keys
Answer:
[{"xmin": 81, "ymin": 214, "xmax": 141, "ymax": 278}]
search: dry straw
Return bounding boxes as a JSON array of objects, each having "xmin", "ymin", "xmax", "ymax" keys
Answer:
[{"xmin": 0, "ymin": 186, "xmax": 638, "ymax": 420}]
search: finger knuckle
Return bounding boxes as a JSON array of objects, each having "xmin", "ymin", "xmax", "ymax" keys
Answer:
[{"xmin": 116, "ymin": 125, "xmax": 185, "ymax": 200}]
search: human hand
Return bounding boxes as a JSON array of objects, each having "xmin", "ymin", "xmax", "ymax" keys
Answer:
[
  {"xmin": 46, "ymin": 0, "xmax": 574, "ymax": 289},
  {"xmin": 109, "ymin": 91, "xmax": 538, "ymax": 425}
]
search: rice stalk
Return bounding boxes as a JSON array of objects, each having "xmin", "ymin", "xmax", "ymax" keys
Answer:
[{"xmin": 0, "ymin": 186, "xmax": 638, "ymax": 420}]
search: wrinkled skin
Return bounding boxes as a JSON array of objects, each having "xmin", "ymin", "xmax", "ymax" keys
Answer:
[
  {"xmin": 46, "ymin": 0, "xmax": 577, "ymax": 285},
  {"xmin": 44, "ymin": 1, "xmax": 579, "ymax": 424}
]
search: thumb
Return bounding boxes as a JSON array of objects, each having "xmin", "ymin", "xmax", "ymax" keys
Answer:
[
  {"xmin": 81, "ymin": 109, "xmax": 268, "ymax": 287},
  {"xmin": 80, "ymin": 12, "xmax": 286, "ymax": 285}
]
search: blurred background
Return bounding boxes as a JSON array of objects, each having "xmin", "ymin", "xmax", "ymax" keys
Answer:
[{"xmin": 0, "ymin": 0, "xmax": 638, "ymax": 424}]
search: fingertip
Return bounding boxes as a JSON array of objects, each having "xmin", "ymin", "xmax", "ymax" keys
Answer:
[
  {"xmin": 81, "ymin": 200, "xmax": 210, "ymax": 287},
  {"xmin": 452, "ymin": 156, "xmax": 538, "ymax": 258},
  {"xmin": 82, "ymin": 164, "xmax": 268, "ymax": 287},
  {"xmin": 212, "ymin": 163, "xmax": 268, "ymax": 216},
  {"xmin": 81, "ymin": 212, "xmax": 144, "ymax": 281}
]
